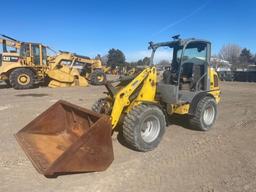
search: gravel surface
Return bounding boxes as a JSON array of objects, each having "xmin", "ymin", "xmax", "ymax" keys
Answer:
[{"xmin": 0, "ymin": 81, "xmax": 256, "ymax": 192}]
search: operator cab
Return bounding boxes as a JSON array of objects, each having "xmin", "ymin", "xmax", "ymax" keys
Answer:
[
  {"xmin": 20, "ymin": 43, "xmax": 47, "ymax": 65},
  {"xmin": 150, "ymin": 37, "xmax": 211, "ymax": 104},
  {"xmin": 0, "ymin": 34, "xmax": 48, "ymax": 66}
]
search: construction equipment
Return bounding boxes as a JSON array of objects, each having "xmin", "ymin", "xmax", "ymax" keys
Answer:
[
  {"xmin": 16, "ymin": 37, "xmax": 220, "ymax": 176},
  {"xmin": 44, "ymin": 52, "xmax": 105, "ymax": 87},
  {"xmin": 0, "ymin": 34, "xmax": 48, "ymax": 89},
  {"xmin": 0, "ymin": 35, "xmax": 105, "ymax": 89}
]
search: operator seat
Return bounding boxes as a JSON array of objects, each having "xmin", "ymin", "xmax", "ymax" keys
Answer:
[
  {"xmin": 180, "ymin": 62, "xmax": 193, "ymax": 90},
  {"xmin": 163, "ymin": 68, "xmax": 172, "ymax": 84},
  {"xmin": 163, "ymin": 66, "xmax": 179, "ymax": 85},
  {"xmin": 190, "ymin": 64, "xmax": 205, "ymax": 91}
]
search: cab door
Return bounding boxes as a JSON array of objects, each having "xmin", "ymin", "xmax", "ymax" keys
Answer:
[
  {"xmin": 41, "ymin": 46, "xmax": 47, "ymax": 65},
  {"xmin": 31, "ymin": 44, "xmax": 41, "ymax": 65},
  {"xmin": 179, "ymin": 41, "xmax": 210, "ymax": 91}
]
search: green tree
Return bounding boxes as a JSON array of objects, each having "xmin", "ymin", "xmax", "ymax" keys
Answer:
[
  {"xmin": 239, "ymin": 48, "xmax": 253, "ymax": 69},
  {"xmin": 107, "ymin": 49, "xmax": 126, "ymax": 69},
  {"xmin": 142, "ymin": 57, "xmax": 150, "ymax": 66},
  {"xmin": 131, "ymin": 57, "xmax": 150, "ymax": 66},
  {"xmin": 136, "ymin": 59, "xmax": 143, "ymax": 66}
]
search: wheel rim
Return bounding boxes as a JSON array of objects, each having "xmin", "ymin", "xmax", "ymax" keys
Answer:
[
  {"xmin": 18, "ymin": 74, "xmax": 30, "ymax": 85},
  {"xmin": 141, "ymin": 115, "xmax": 161, "ymax": 143},
  {"xmin": 97, "ymin": 75, "xmax": 104, "ymax": 82},
  {"xmin": 203, "ymin": 105, "xmax": 215, "ymax": 126}
]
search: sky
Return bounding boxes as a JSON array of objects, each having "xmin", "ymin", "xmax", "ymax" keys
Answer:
[{"xmin": 1, "ymin": 0, "xmax": 255, "ymax": 61}]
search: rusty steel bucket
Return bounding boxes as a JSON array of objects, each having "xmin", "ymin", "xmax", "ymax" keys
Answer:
[{"xmin": 15, "ymin": 100, "xmax": 114, "ymax": 177}]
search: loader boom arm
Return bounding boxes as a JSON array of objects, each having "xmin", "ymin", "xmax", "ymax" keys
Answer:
[
  {"xmin": 48, "ymin": 52, "xmax": 102, "ymax": 69},
  {"xmin": 74, "ymin": 57, "xmax": 102, "ymax": 69},
  {"xmin": 110, "ymin": 67, "xmax": 157, "ymax": 128}
]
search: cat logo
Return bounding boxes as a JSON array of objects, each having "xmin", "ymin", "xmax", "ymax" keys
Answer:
[{"xmin": 2, "ymin": 56, "xmax": 19, "ymax": 62}]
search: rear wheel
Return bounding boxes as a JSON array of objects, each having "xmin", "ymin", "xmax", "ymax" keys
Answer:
[
  {"xmin": 9, "ymin": 68, "xmax": 35, "ymax": 89},
  {"xmin": 90, "ymin": 70, "xmax": 106, "ymax": 85},
  {"xmin": 189, "ymin": 96, "xmax": 217, "ymax": 131},
  {"xmin": 122, "ymin": 104, "xmax": 166, "ymax": 152}
]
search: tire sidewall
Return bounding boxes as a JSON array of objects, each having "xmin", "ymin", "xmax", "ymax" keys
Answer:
[
  {"xmin": 10, "ymin": 68, "xmax": 35, "ymax": 89},
  {"xmin": 134, "ymin": 107, "xmax": 166, "ymax": 151},
  {"xmin": 199, "ymin": 98, "xmax": 217, "ymax": 131}
]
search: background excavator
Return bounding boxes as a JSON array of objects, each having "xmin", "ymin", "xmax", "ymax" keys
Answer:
[
  {"xmin": 0, "ymin": 34, "xmax": 106, "ymax": 89},
  {"xmin": 46, "ymin": 51, "xmax": 107, "ymax": 87},
  {"xmin": 16, "ymin": 36, "xmax": 221, "ymax": 177}
]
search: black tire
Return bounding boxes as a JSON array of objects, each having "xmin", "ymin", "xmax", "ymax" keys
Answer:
[
  {"xmin": 189, "ymin": 96, "xmax": 217, "ymax": 131},
  {"xmin": 91, "ymin": 98, "xmax": 112, "ymax": 115},
  {"xmin": 90, "ymin": 70, "xmax": 106, "ymax": 85},
  {"xmin": 122, "ymin": 104, "xmax": 166, "ymax": 152},
  {"xmin": 9, "ymin": 68, "xmax": 35, "ymax": 89},
  {"xmin": 4, "ymin": 80, "xmax": 11, "ymax": 87}
]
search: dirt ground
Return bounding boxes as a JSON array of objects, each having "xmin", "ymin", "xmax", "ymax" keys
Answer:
[{"xmin": 0, "ymin": 80, "xmax": 256, "ymax": 192}]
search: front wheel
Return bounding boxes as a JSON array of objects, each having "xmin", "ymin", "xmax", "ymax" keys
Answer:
[
  {"xmin": 189, "ymin": 96, "xmax": 217, "ymax": 131},
  {"xmin": 91, "ymin": 98, "xmax": 112, "ymax": 115},
  {"xmin": 9, "ymin": 68, "xmax": 35, "ymax": 89},
  {"xmin": 122, "ymin": 104, "xmax": 166, "ymax": 152}
]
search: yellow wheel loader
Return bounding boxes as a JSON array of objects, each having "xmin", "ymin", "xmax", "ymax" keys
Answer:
[
  {"xmin": 16, "ymin": 37, "xmax": 220, "ymax": 177},
  {"xmin": 0, "ymin": 35, "xmax": 48, "ymax": 89}
]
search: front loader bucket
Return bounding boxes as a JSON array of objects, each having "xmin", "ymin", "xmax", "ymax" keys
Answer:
[{"xmin": 15, "ymin": 100, "xmax": 114, "ymax": 177}]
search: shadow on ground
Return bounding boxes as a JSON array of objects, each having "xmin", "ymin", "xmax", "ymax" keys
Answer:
[
  {"xmin": 0, "ymin": 84, "xmax": 9, "ymax": 89},
  {"xmin": 167, "ymin": 114, "xmax": 196, "ymax": 131},
  {"xmin": 15, "ymin": 93, "xmax": 49, "ymax": 97}
]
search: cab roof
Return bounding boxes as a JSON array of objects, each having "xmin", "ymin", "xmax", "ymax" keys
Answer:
[{"xmin": 149, "ymin": 38, "xmax": 211, "ymax": 50}]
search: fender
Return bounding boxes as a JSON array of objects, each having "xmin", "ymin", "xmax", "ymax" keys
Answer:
[{"xmin": 188, "ymin": 92, "xmax": 215, "ymax": 115}]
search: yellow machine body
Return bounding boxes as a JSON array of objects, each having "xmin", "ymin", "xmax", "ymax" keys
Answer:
[
  {"xmin": 108, "ymin": 66, "xmax": 220, "ymax": 129},
  {"xmin": 15, "ymin": 37, "xmax": 221, "ymax": 177}
]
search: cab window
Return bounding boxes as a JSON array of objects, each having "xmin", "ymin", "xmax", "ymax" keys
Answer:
[
  {"xmin": 182, "ymin": 43, "xmax": 207, "ymax": 62},
  {"xmin": 32, "ymin": 44, "xmax": 40, "ymax": 65},
  {"xmin": 42, "ymin": 46, "xmax": 47, "ymax": 65},
  {"xmin": 20, "ymin": 44, "xmax": 30, "ymax": 57}
]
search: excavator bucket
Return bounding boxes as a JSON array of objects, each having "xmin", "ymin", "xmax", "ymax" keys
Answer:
[{"xmin": 15, "ymin": 100, "xmax": 114, "ymax": 177}]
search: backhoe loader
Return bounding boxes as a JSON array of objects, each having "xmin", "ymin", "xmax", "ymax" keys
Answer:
[
  {"xmin": 0, "ymin": 35, "xmax": 105, "ymax": 89},
  {"xmin": 47, "ymin": 51, "xmax": 106, "ymax": 86},
  {"xmin": 16, "ymin": 36, "xmax": 220, "ymax": 177}
]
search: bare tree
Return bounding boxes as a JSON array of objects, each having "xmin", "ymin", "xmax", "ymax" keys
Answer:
[
  {"xmin": 218, "ymin": 44, "xmax": 241, "ymax": 65},
  {"xmin": 158, "ymin": 60, "xmax": 171, "ymax": 67}
]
